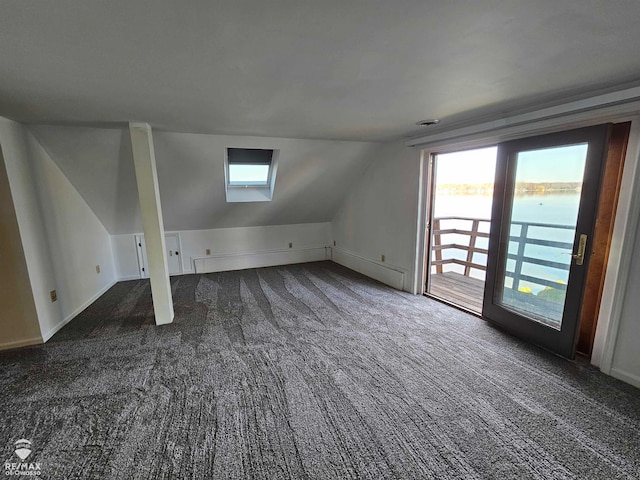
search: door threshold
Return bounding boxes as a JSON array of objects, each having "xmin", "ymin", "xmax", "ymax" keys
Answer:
[{"xmin": 423, "ymin": 293, "xmax": 484, "ymax": 319}]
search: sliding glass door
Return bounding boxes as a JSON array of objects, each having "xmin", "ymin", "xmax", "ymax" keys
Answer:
[
  {"xmin": 425, "ymin": 147, "xmax": 497, "ymax": 314},
  {"xmin": 483, "ymin": 125, "xmax": 610, "ymax": 358}
]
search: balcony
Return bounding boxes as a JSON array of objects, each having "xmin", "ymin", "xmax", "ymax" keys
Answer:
[{"xmin": 428, "ymin": 216, "xmax": 574, "ymax": 323}]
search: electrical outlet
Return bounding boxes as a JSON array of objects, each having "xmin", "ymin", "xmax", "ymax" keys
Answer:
[
  {"xmin": 381, "ymin": 254, "xmax": 385, "ymax": 262},
  {"xmin": 206, "ymin": 248, "xmax": 211, "ymax": 255},
  {"xmin": 50, "ymin": 290, "xmax": 57, "ymax": 302},
  {"xmin": 95, "ymin": 265, "xmax": 100, "ymax": 274},
  {"xmin": 289, "ymin": 242, "xmax": 293, "ymax": 248}
]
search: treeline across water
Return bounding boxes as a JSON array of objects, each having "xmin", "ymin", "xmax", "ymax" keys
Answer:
[{"xmin": 436, "ymin": 182, "xmax": 582, "ymax": 195}]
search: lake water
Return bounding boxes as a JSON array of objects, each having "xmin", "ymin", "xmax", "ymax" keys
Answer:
[{"xmin": 432, "ymin": 193, "xmax": 580, "ymax": 293}]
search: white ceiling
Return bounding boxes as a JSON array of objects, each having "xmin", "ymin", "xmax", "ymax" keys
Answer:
[
  {"xmin": 3, "ymin": 1, "xmax": 640, "ymax": 141},
  {"xmin": 28, "ymin": 126, "xmax": 378, "ymax": 233}
]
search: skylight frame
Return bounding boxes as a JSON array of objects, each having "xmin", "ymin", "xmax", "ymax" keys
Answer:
[{"xmin": 224, "ymin": 148, "xmax": 279, "ymax": 202}]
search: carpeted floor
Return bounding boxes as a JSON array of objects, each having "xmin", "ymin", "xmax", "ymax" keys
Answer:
[{"xmin": 1, "ymin": 261, "xmax": 639, "ymax": 479}]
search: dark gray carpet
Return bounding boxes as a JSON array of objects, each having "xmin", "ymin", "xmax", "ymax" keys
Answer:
[{"xmin": 1, "ymin": 261, "xmax": 638, "ymax": 479}]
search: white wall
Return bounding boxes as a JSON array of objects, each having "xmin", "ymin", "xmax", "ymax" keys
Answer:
[
  {"xmin": 113, "ymin": 222, "xmax": 331, "ymax": 279},
  {"xmin": 0, "ymin": 117, "xmax": 118, "ymax": 343},
  {"xmin": 610, "ymin": 212, "xmax": 640, "ymax": 386},
  {"xmin": 331, "ymin": 141, "xmax": 421, "ymax": 292},
  {"xmin": 26, "ymin": 132, "xmax": 117, "ymax": 339},
  {"xmin": 0, "ymin": 117, "xmax": 61, "ymax": 340},
  {"xmin": 112, "ymin": 234, "xmax": 141, "ymax": 280},
  {"xmin": 0, "ymin": 141, "xmax": 42, "ymax": 349}
]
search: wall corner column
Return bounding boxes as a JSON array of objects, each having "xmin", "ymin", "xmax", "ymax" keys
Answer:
[{"xmin": 129, "ymin": 122, "xmax": 174, "ymax": 325}]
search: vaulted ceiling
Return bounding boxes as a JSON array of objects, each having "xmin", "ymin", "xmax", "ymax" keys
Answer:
[{"xmin": 3, "ymin": 1, "xmax": 640, "ymax": 141}]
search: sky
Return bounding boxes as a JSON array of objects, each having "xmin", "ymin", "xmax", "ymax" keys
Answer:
[
  {"xmin": 435, "ymin": 143, "xmax": 588, "ymax": 185},
  {"xmin": 229, "ymin": 164, "xmax": 270, "ymax": 184}
]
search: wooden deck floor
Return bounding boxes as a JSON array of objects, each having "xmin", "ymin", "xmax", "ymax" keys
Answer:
[{"xmin": 428, "ymin": 272, "xmax": 485, "ymax": 314}]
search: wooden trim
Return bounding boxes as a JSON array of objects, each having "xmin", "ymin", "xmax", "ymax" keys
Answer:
[
  {"xmin": 576, "ymin": 122, "xmax": 631, "ymax": 357},
  {"xmin": 422, "ymin": 154, "xmax": 437, "ymax": 293},
  {"xmin": 432, "ymin": 244, "xmax": 489, "ymax": 254},
  {"xmin": 464, "ymin": 220, "xmax": 480, "ymax": 276},
  {"xmin": 433, "ymin": 218, "xmax": 443, "ymax": 274},
  {"xmin": 436, "ymin": 228, "xmax": 490, "ymax": 237}
]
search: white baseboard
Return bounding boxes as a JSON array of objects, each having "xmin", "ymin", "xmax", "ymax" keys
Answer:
[
  {"xmin": 41, "ymin": 279, "xmax": 117, "ymax": 342},
  {"xmin": 118, "ymin": 274, "xmax": 141, "ymax": 281},
  {"xmin": 194, "ymin": 246, "xmax": 330, "ymax": 274},
  {"xmin": 610, "ymin": 367, "xmax": 640, "ymax": 389},
  {"xmin": 0, "ymin": 336, "xmax": 43, "ymax": 351},
  {"xmin": 331, "ymin": 247, "xmax": 407, "ymax": 291},
  {"xmin": 120, "ymin": 271, "xmax": 194, "ymax": 280}
]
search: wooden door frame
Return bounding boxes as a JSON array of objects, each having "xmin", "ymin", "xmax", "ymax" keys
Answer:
[
  {"xmin": 422, "ymin": 154, "xmax": 437, "ymax": 294},
  {"xmin": 576, "ymin": 122, "xmax": 631, "ymax": 357}
]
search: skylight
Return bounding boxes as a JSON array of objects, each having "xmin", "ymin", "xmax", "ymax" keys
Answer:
[
  {"xmin": 225, "ymin": 148, "xmax": 278, "ymax": 202},
  {"xmin": 228, "ymin": 164, "xmax": 270, "ymax": 185}
]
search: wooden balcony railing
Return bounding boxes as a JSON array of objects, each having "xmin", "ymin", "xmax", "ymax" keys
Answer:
[
  {"xmin": 431, "ymin": 217, "xmax": 490, "ymax": 275},
  {"xmin": 431, "ymin": 217, "xmax": 574, "ymax": 291}
]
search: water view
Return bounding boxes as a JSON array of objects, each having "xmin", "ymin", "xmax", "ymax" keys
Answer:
[{"xmin": 433, "ymin": 192, "xmax": 579, "ymax": 293}]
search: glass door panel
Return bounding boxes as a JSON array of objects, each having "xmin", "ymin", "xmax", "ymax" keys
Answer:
[
  {"xmin": 497, "ymin": 144, "xmax": 588, "ymax": 328},
  {"xmin": 483, "ymin": 125, "xmax": 610, "ymax": 358}
]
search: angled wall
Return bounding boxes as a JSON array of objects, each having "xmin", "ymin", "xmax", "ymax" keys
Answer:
[
  {"xmin": 26, "ymin": 126, "xmax": 141, "ymax": 234},
  {"xmin": 0, "ymin": 143, "xmax": 42, "ymax": 349},
  {"xmin": 0, "ymin": 116, "xmax": 118, "ymax": 344},
  {"xmin": 0, "ymin": 117, "xmax": 61, "ymax": 342},
  {"xmin": 29, "ymin": 126, "xmax": 379, "ymax": 279},
  {"xmin": 26, "ymin": 132, "xmax": 117, "ymax": 338},
  {"xmin": 331, "ymin": 141, "xmax": 421, "ymax": 292}
]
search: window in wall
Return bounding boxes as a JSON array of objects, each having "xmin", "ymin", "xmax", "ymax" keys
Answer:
[{"xmin": 225, "ymin": 148, "xmax": 278, "ymax": 202}]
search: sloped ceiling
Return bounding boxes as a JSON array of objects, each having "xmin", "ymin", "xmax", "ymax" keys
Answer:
[
  {"xmin": 28, "ymin": 126, "xmax": 379, "ymax": 234},
  {"xmin": 28, "ymin": 126, "xmax": 142, "ymax": 234},
  {"xmin": 3, "ymin": 1, "xmax": 640, "ymax": 141}
]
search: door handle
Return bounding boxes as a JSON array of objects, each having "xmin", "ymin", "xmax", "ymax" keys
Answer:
[{"xmin": 563, "ymin": 234, "xmax": 587, "ymax": 266}]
